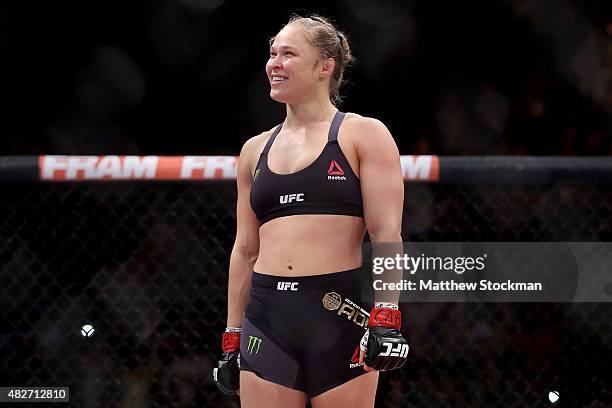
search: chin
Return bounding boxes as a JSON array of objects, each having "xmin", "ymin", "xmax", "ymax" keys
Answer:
[{"xmin": 269, "ymin": 90, "xmax": 291, "ymax": 104}]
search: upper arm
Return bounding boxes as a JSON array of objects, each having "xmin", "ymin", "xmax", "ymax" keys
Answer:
[
  {"xmin": 353, "ymin": 118, "xmax": 404, "ymax": 241},
  {"xmin": 234, "ymin": 135, "xmax": 264, "ymax": 258}
]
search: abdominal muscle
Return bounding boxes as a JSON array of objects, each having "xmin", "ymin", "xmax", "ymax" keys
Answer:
[{"xmin": 254, "ymin": 214, "xmax": 366, "ymax": 276}]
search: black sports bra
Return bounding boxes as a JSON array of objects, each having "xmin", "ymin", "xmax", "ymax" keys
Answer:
[{"xmin": 250, "ymin": 111, "xmax": 363, "ymax": 225}]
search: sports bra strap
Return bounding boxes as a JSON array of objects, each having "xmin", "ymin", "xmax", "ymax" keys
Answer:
[
  {"xmin": 327, "ymin": 111, "xmax": 346, "ymax": 143},
  {"xmin": 263, "ymin": 111, "xmax": 345, "ymax": 155},
  {"xmin": 261, "ymin": 124, "xmax": 283, "ymax": 156}
]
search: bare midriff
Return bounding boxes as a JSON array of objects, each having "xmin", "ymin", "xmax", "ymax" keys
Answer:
[{"xmin": 254, "ymin": 214, "xmax": 366, "ymax": 276}]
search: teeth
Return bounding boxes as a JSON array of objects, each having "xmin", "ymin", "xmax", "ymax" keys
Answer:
[{"xmin": 272, "ymin": 76, "xmax": 287, "ymax": 82}]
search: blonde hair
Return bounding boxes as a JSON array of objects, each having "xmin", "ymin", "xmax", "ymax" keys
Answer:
[{"xmin": 281, "ymin": 14, "xmax": 355, "ymax": 106}]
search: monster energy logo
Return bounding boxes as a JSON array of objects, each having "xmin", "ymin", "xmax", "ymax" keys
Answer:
[
  {"xmin": 253, "ymin": 169, "xmax": 260, "ymax": 182},
  {"xmin": 247, "ymin": 336, "xmax": 262, "ymax": 354}
]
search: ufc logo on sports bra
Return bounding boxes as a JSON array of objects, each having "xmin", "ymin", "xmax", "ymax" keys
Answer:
[
  {"xmin": 379, "ymin": 342, "xmax": 409, "ymax": 358},
  {"xmin": 277, "ymin": 282, "xmax": 299, "ymax": 291},
  {"xmin": 279, "ymin": 193, "xmax": 304, "ymax": 204}
]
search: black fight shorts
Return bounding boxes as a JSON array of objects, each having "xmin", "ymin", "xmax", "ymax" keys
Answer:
[{"xmin": 240, "ymin": 268, "xmax": 372, "ymax": 397}]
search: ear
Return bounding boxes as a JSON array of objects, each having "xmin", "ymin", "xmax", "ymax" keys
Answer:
[{"xmin": 319, "ymin": 57, "xmax": 336, "ymax": 80}]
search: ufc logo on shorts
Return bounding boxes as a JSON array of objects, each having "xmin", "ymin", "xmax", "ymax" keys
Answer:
[
  {"xmin": 280, "ymin": 193, "xmax": 304, "ymax": 204},
  {"xmin": 277, "ymin": 282, "xmax": 299, "ymax": 291},
  {"xmin": 379, "ymin": 342, "xmax": 409, "ymax": 358}
]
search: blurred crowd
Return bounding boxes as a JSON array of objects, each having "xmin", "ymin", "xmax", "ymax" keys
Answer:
[{"xmin": 0, "ymin": 0, "xmax": 610, "ymax": 156}]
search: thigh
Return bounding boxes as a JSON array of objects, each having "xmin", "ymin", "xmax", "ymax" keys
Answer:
[
  {"xmin": 310, "ymin": 371, "xmax": 379, "ymax": 408},
  {"xmin": 240, "ymin": 371, "xmax": 308, "ymax": 408},
  {"xmin": 302, "ymin": 279, "xmax": 372, "ymax": 396}
]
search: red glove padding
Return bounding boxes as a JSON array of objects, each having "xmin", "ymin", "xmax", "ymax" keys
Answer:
[
  {"xmin": 368, "ymin": 307, "xmax": 402, "ymax": 330},
  {"xmin": 222, "ymin": 332, "xmax": 240, "ymax": 352}
]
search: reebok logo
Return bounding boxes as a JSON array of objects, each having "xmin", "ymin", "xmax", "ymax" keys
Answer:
[
  {"xmin": 379, "ymin": 342, "xmax": 409, "ymax": 358},
  {"xmin": 327, "ymin": 160, "xmax": 347, "ymax": 181},
  {"xmin": 280, "ymin": 193, "xmax": 304, "ymax": 204},
  {"xmin": 328, "ymin": 160, "xmax": 344, "ymax": 175},
  {"xmin": 247, "ymin": 336, "xmax": 262, "ymax": 355},
  {"xmin": 277, "ymin": 282, "xmax": 299, "ymax": 291}
]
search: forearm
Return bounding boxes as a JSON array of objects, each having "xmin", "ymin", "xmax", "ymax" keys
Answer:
[
  {"xmin": 369, "ymin": 230, "xmax": 403, "ymax": 305},
  {"xmin": 217, "ymin": 251, "xmax": 248, "ymax": 396},
  {"xmin": 226, "ymin": 245, "xmax": 257, "ymax": 327},
  {"xmin": 360, "ymin": 230, "xmax": 409, "ymax": 371}
]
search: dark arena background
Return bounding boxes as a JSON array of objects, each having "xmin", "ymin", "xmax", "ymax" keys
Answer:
[{"xmin": 1, "ymin": 0, "xmax": 611, "ymax": 407}]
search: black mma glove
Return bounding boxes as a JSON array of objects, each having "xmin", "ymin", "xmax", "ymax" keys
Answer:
[
  {"xmin": 213, "ymin": 329, "xmax": 241, "ymax": 395},
  {"xmin": 359, "ymin": 305, "xmax": 409, "ymax": 371}
]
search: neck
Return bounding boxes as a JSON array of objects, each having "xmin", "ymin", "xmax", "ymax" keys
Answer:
[{"xmin": 284, "ymin": 95, "xmax": 337, "ymax": 128}]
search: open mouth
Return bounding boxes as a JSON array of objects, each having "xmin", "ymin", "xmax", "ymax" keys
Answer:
[{"xmin": 271, "ymin": 75, "xmax": 288, "ymax": 85}]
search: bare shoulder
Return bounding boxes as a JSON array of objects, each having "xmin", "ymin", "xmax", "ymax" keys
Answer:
[
  {"xmin": 241, "ymin": 128, "xmax": 274, "ymax": 155},
  {"xmin": 343, "ymin": 112, "xmax": 386, "ymax": 127},
  {"xmin": 341, "ymin": 112, "xmax": 395, "ymax": 150},
  {"xmin": 239, "ymin": 128, "xmax": 275, "ymax": 175}
]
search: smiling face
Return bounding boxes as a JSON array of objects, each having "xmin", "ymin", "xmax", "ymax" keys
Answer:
[{"xmin": 266, "ymin": 24, "xmax": 332, "ymax": 105}]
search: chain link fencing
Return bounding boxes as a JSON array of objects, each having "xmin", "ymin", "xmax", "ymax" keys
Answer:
[{"xmin": 1, "ymin": 180, "xmax": 611, "ymax": 407}]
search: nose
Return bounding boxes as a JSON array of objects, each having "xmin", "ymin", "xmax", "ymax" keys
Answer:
[{"xmin": 268, "ymin": 54, "xmax": 282, "ymax": 71}]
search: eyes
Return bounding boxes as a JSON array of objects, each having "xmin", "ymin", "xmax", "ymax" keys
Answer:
[{"xmin": 269, "ymin": 50, "xmax": 296, "ymax": 59}]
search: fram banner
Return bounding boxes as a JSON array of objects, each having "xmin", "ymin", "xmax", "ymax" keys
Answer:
[
  {"xmin": 39, "ymin": 156, "xmax": 238, "ymax": 181},
  {"xmin": 39, "ymin": 155, "xmax": 439, "ymax": 181},
  {"xmin": 400, "ymin": 155, "xmax": 439, "ymax": 181}
]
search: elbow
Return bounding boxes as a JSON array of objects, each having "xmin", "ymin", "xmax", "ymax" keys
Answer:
[
  {"xmin": 246, "ymin": 250, "xmax": 258, "ymax": 265},
  {"xmin": 233, "ymin": 241, "xmax": 259, "ymax": 265},
  {"xmin": 368, "ymin": 231, "xmax": 402, "ymax": 243},
  {"xmin": 245, "ymin": 240, "xmax": 259, "ymax": 264},
  {"xmin": 367, "ymin": 222, "xmax": 402, "ymax": 243}
]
